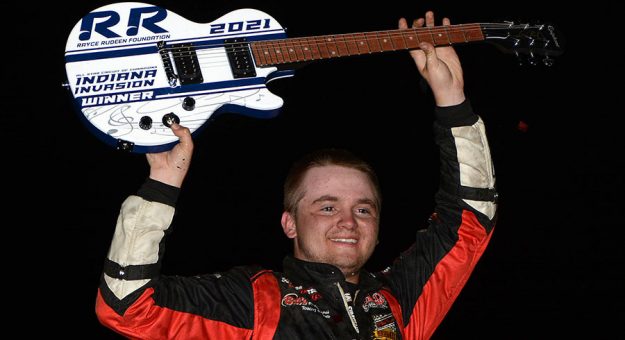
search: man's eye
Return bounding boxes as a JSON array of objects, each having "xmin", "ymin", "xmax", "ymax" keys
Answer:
[
  {"xmin": 321, "ymin": 206, "xmax": 334, "ymax": 212},
  {"xmin": 356, "ymin": 208, "xmax": 370, "ymax": 215}
]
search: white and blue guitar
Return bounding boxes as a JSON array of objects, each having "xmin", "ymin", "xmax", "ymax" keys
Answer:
[{"xmin": 64, "ymin": 2, "xmax": 562, "ymax": 153}]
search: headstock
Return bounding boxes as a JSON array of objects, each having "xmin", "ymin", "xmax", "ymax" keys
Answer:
[{"xmin": 482, "ymin": 22, "xmax": 564, "ymax": 66}]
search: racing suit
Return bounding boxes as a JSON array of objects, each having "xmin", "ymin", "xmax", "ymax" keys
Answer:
[{"xmin": 96, "ymin": 100, "xmax": 497, "ymax": 339}]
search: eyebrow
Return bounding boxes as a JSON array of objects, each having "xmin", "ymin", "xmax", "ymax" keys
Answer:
[
  {"xmin": 312, "ymin": 195, "xmax": 338, "ymax": 204},
  {"xmin": 312, "ymin": 195, "xmax": 377, "ymax": 207}
]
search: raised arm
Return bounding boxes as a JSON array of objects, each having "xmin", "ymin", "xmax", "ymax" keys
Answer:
[
  {"xmin": 378, "ymin": 11, "xmax": 497, "ymax": 340},
  {"xmin": 95, "ymin": 125, "xmax": 257, "ymax": 338}
]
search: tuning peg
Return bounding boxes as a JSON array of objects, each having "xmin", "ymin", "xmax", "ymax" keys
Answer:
[
  {"xmin": 514, "ymin": 51, "xmax": 525, "ymax": 66},
  {"xmin": 543, "ymin": 56, "xmax": 555, "ymax": 67},
  {"xmin": 528, "ymin": 51, "xmax": 537, "ymax": 66}
]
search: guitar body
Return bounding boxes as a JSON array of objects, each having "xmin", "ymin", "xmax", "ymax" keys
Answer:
[{"xmin": 65, "ymin": 2, "xmax": 290, "ymax": 153}]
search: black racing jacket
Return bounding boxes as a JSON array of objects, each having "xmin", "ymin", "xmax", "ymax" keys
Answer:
[{"xmin": 96, "ymin": 100, "xmax": 497, "ymax": 339}]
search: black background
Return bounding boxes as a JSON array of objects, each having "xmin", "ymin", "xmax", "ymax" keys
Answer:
[{"xmin": 7, "ymin": 0, "xmax": 622, "ymax": 338}]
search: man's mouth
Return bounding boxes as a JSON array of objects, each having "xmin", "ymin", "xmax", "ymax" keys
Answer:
[{"xmin": 330, "ymin": 238, "xmax": 358, "ymax": 244}]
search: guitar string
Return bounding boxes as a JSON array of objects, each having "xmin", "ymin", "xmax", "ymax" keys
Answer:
[
  {"xmin": 156, "ymin": 23, "xmax": 551, "ymax": 73},
  {"xmin": 162, "ymin": 24, "xmax": 489, "ymax": 54},
  {"xmin": 161, "ymin": 23, "xmax": 543, "ymax": 58}
]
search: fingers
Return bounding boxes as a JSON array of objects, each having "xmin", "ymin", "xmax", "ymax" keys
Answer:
[
  {"xmin": 425, "ymin": 11, "xmax": 434, "ymax": 27},
  {"xmin": 170, "ymin": 122, "xmax": 192, "ymax": 142},
  {"xmin": 398, "ymin": 17, "xmax": 408, "ymax": 29},
  {"xmin": 170, "ymin": 124, "xmax": 189, "ymax": 138},
  {"xmin": 412, "ymin": 18, "xmax": 424, "ymax": 28},
  {"xmin": 408, "ymin": 11, "xmax": 444, "ymax": 29},
  {"xmin": 414, "ymin": 11, "xmax": 444, "ymax": 28},
  {"xmin": 419, "ymin": 42, "xmax": 434, "ymax": 56},
  {"xmin": 403, "ymin": 11, "xmax": 455, "ymax": 75},
  {"xmin": 419, "ymin": 42, "xmax": 439, "ymax": 69}
]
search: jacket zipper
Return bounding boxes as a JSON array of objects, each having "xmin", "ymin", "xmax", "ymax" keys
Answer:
[{"xmin": 336, "ymin": 282, "xmax": 359, "ymax": 334}]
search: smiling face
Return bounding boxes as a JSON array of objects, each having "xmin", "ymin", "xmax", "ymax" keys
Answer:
[{"xmin": 281, "ymin": 165, "xmax": 380, "ymax": 283}]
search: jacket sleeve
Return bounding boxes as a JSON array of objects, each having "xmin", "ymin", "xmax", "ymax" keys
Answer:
[
  {"xmin": 95, "ymin": 179, "xmax": 255, "ymax": 339},
  {"xmin": 378, "ymin": 100, "xmax": 497, "ymax": 340}
]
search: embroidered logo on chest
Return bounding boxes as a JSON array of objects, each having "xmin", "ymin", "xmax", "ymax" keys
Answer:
[
  {"xmin": 362, "ymin": 292, "xmax": 388, "ymax": 312},
  {"xmin": 372, "ymin": 313, "xmax": 398, "ymax": 338},
  {"xmin": 281, "ymin": 287, "xmax": 330, "ymax": 319}
]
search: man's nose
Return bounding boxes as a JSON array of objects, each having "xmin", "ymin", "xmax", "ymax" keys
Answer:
[{"xmin": 337, "ymin": 210, "xmax": 356, "ymax": 229}]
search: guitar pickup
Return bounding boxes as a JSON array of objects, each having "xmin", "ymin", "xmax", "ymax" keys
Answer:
[
  {"xmin": 158, "ymin": 41, "xmax": 204, "ymax": 86},
  {"xmin": 224, "ymin": 38, "xmax": 256, "ymax": 78}
]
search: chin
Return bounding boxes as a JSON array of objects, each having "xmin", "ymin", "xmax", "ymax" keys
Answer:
[{"xmin": 332, "ymin": 259, "xmax": 361, "ymax": 273}]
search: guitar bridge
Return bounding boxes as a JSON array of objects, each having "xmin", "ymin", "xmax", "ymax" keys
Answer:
[
  {"xmin": 158, "ymin": 41, "xmax": 204, "ymax": 87},
  {"xmin": 224, "ymin": 38, "xmax": 256, "ymax": 78}
]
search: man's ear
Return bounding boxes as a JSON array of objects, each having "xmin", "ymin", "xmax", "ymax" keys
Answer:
[{"xmin": 281, "ymin": 211, "xmax": 297, "ymax": 239}]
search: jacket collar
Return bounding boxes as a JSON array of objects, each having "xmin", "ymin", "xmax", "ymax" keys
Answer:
[{"xmin": 282, "ymin": 255, "xmax": 382, "ymax": 291}]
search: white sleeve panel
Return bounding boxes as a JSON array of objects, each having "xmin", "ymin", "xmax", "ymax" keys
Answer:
[
  {"xmin": 451, "ymin": 117, "xmax": 497, "ymax": 219},
  {"xmin": 105, "ymin": 195, "xmax": 175, "ymax": 300},
  {"xmin": 104, "ymin": 275, "xmax": 150, "ymax": 300}
]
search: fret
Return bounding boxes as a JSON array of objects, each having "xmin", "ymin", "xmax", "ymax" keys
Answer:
[
  {"xmin": 272, "ymin": 41, "xmax": 285, "ymax": 63},
  {"xmin": 266, "ymin": 41, "xmax": 278, "ymax": 65},
  {"xmin": 446, "ymin": 27, "xmax": 468, "ymax": 44},
  {"xmin": 284, "ymin": 40, "xmax": 298, "ymax": 62},
  {"xmin": 324, "ymin": 35, "xmax": 339, "ymax": 57},
  {"xmin": 402, "ymin": 30, "xmax": 420, "ymax": 49},
  {"xmin": 335, "ymin": 35, "xmax": 350, "ymax": 56},
  {"xmin": 432, "ymin": 28, "xmax": 451, "ymax": 46},
  {"xmin": 291, "ymin": 37, "xmax": 305, "ymax": 61},
  {"xmin": 464, "ymin": 24, "xmax": 484, "ymax": 41},
  {"xmin": 317, "ymin": 41, "xmax": 330, "ymax": 58},
  {"xmin": 277, "ymin": 40, "xmax": 291, "ymax": 63},
  {"xmin": 390, "ymin": 31, "xmax": 406, "ymax": 50},
  {"xmin": 378, "ymin": 32, "xmax": 394, "ymax": 51},
  {"xmin": 354, "ymin": 33, "xmax": 370, "ymax": 54},
  {"xmin": 301, "ymin": 38, "xmax": 314, "ymax": 60},
  {"xmin": 310, "ymin": 39, "xmax": 322, "ymax": 60},
  {"xmin": 343, "ymin": 33, "xmax": 360, "ymax": 55},
  {"xmin": 250, "ymin": 42, "xmax": 263, "ymax": 66},
  {"xmin": 416, "ymin": 29, "xmax": 434, "ymax": 45},
  {"xmin": 366, "ymin": 32, "xmax": 382, "ymax": 52}
]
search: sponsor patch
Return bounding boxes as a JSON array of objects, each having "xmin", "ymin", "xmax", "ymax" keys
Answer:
[{"xmin": 362, "ymin": 292, "xmax": 388, "ymax": 312}]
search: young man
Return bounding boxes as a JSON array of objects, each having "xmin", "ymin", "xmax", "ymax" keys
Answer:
[{"xmin": 96, "ymin": 11, "xmax": 497, "ymax": 339}]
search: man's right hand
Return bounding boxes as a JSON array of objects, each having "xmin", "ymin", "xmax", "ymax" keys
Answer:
[{"xmin": 146, "ymin": 123, "xmax": 194, "ymax": 188}]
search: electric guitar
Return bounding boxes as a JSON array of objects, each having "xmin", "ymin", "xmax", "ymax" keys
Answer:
[{"xmin": 64, "ymin": 2, "xmax": 563, "ymax": 153}]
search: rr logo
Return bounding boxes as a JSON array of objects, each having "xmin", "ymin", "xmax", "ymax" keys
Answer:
[{"xmin": 79, "ymin": 6, "xmax": 168, "ymax": 40}]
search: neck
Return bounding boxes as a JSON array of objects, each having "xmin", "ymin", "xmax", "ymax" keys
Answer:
[
  {"xmin": 345, "ymin": 271, "xmax": 360, "ymax": 284},
  {"xmin": 251, "ymin": 24, "xmax": 485, "ymax": 67}
]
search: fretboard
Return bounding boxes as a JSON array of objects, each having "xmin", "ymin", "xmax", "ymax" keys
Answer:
[{"xmin": 251, "ymin": 24, "xmax": 484, "ymax": 67}]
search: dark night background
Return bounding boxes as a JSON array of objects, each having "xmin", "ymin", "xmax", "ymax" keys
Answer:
[{"xmin": 7, "ymin": 0, "xmax": 622, "ymax": 338}]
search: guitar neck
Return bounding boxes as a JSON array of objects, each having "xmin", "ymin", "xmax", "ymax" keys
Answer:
[{"xmin": 251, "ymin": 24, "xmax": 484, "ymax": 67}]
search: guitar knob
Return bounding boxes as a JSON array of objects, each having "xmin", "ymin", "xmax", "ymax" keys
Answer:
[
  {"xmin": 543, "ymin": 56, "xmax": 554, "ymax": 67},
  {"xmin": 162, "ymin": 113, "xmax": 180, "ymax": 127},
  {"xmin": 139, "ymin": 116, "xmax": 153, "ymax": 130},
  {"xmin": 182, "ymin": 97, "xmax": 196, "ymax": 111}
]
